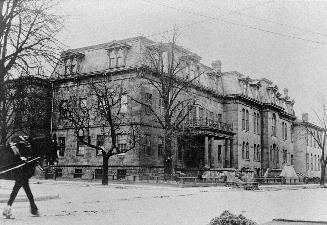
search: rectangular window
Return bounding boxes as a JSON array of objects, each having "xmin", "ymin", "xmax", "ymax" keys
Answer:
[
  {"xmin": 58, "ymin": 137, "xmax": 65, "ymax": 157},
  {"xmin": 217, "ymin": 114, "xmax": 222, "ymax": 123},
  {"xmin": 120, "ymin": 94, "xmax": 128, "ymax": 113},
  {"xmin": 218, "ymin": 145, "xmax": 222, "ymax": 161},
  {"xmin": 208, "ymin": 111, "xmax": 214, "ymax": 124},
  {"xmin": 145, "ymin": 93, "xmax": 152, "ymax": 115},
  {"xmin": 254, "ymin": 144, "xmax": 257, "ymax": 160},
  {"xmin": 117, "ymin": 169, "xmax": 127, "ymax": 179},
  {"xmin": 96, "ymin": 135, "xmax": 105, "ymax": 156},
  {"xmin": 77, "ymin": 136, "xmax": 88, "ymax": 156},
  {"xmin": 117, "ymin": 134, "xmax": 128, "ymax": 152},
  {"xmin": 74, "ymin": 169, "xmax": 83, "ymax": 178},
  {"xmin": 306, "ymin": 153, "xmax": 309, "ymax": 170},
  {"xmin": 109, "ymin": 51, "xmax": 116, "ymax": 68},
  {"xmin": 59, "ymin": 100, "xmax": 68, "ymax": 119},
  {"xmin": 94, "ymin": 169, "xmax": 103, "ymax": 179},
  {"xmin": 144, "ymin": 134, "xmax": 151, "ymax": 155},
  {"xmin": 158, "ymin": 97, "xmax": 164, "ymax": 114},
  {"xmin": 55, "ymin": 168, "xmax": 62, "ymax": 177},
  {"xmin": 116, "ymin": 49, "xmax": 124, "ymax": 67},
  {"xmin": 158, "ymin": 137, "xmax": 163, "ymax": 156}
]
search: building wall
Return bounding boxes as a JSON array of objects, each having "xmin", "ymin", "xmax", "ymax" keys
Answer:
[
  {"xmin": 49, "ymin": 36, "xmax": 307, "ymax": 179},
  {"xmin": 293, "ymin": 124, "xmax": 322, "ymax": 178}
]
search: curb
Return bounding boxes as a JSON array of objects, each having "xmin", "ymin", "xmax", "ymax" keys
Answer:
[{"xmin": 0, "ymin": 194, "xmax": 60, "ymax": 203}]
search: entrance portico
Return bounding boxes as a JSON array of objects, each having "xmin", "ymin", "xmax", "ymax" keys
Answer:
[{"xmin": 177, "ymin": 119, "xmax": 235, "ymax": 169}]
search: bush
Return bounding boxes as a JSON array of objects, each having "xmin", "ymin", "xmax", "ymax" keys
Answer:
[{"xmin": 208, "ymin": 210, "xmax": 257, "ymax": 225}]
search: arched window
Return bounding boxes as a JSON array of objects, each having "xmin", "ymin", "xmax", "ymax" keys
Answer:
[
  {"xmin": 257, "ymin": 113, "xmax": 260, "ymax": 134},
  {"xmin": 257, "ymin": 145, "xmax": 260, "ymax": 161},
  {"xmin": 246, "ymin": 142, "xmax": 249, "ymax": 159},
  {"xmin": 242, "ymin": 142, "xmax": 245, "ymax": 159},
  {"xmin": 311, "ymin": 153, "xmax": 313, "ymax": 170},
  {"xmin": 253, "ymin": 113, "xmax": 257, "ymax": 134},
  {"xmin": 270, "ymin": 146, "xmax": 273, "ymax": 165},
  {"xmin": 276, "ymin": 147, "xmax": 279, "ymax": 166},
  {"xmin": 272, "ymin": 114, "xmax": 276, "ymax": 136},
  {"xmin": 246, "ymin": 110, "xmax": 249, "ymax": 131},
  {"xmin": 242, "ymin": 109, "xmax": 245, "ymax": 130}
]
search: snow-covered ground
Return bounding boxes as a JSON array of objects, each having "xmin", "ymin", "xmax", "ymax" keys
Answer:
[{"xmin": 0, "ymin": 179, "xmax": 326, "ymax": 225}]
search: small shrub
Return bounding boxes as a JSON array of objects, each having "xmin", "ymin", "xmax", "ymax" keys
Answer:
[{"xmin": 208, "ymin": 210, "xmax": 257, "ymax": 225}]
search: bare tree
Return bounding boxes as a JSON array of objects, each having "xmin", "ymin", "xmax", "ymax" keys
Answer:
[
  {"xmin": 0, "ymin": 0, "xmax": 63, "ymax": 144},
  {"xmin": 133, "ymin": 34, "xmax": 207, "ymax": 176},
  {"xmin": 61, "ymin": 78, "xmax": 139, "ymax": 185},
  {"xmin": 1, "ymin": 76, "xmax": 51, "ymax": 145}
]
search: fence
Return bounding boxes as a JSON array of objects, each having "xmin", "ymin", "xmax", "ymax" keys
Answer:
[{"xmin": 254, "ymin": 177, "xmax": 320, "ymax": 185}]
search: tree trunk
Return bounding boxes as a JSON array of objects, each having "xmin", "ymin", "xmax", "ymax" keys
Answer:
[
  {"xmin": 321, "ymin": 163, "xmax": 326, "ymax": 186},
  {"xmin": 102, "ymin": 154, "xmax": 109, "ymax": 185},
  {"xmin": 163, "ymin": 135, "xmax": 172, "ymax": 177}
]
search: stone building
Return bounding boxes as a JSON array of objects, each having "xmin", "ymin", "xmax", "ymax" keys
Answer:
[
  {"xmin": 222, "ymin": 72, "xmax": 296, "ymax": 176},
  {"xmin": 50, "ymin": 36, "xmax": 298, "ymax": 179},
  {"xmin": 293, "ymin": 113, "xmax": 323, "ymax": 178}
]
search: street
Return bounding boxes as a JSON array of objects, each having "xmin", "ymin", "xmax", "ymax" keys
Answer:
[{"xmin": 0, "ymin": 180, "xmax": 326, "ymax": 225}]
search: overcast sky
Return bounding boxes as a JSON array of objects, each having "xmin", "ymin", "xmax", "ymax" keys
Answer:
[{"xmin": 55, "ymin": 0, "xmax": 327, "ymax": 123}]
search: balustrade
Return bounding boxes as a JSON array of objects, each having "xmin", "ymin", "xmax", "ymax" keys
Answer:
[{"xmin": 183, "ymin": 118, "xmax": 233, "ymax": 132}]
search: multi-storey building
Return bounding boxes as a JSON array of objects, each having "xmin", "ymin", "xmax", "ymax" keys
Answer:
[
  {"xmin": 47, "ymin": 36, "xmax": 301, "ymax": 180},
  {"xmin": 222, "ymin": 72, "xmax": 296, "ymax": 176},
  {"xmin": 293, "ymin": 113, "xmax": 323, "ymax": 178}
]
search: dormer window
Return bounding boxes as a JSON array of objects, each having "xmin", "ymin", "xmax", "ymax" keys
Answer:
[
  {"xmin": 106, "ymin": 43, "xmax": 131, "ymax": 69},
  {"xmin": 108, "ymin": 49, "xmax": 125, "ymax": 68},
  {"xmin": 61, "ymin": 51, "xmax": 84, "ymax": 76},
  {"xmin": 63, "ymin": 57, "xmax": 78, "ymax": 75},
  {"xmin": 270, "ymin": 91, "xmax": 276, "ymax": 104},
  {"xmin": 242, "ymin": 82, "xmax": 248, "ymax": 96},
  {"xmin": 254, "ymin": 87, "xmax": 259, "ymax": 99}
]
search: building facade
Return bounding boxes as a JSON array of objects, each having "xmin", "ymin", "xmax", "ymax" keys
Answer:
[
  {"xmin": 293, "ymin": 113, "xmax": 323, "ymax": 178},
  {"xmin": 44, "ymin": 36, "xmax": 319, "ymax": 180}
]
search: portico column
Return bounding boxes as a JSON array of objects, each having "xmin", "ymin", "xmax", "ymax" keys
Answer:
[
  {"xmin": 224, "ymin": 139, "xmax": 229, "ymax": 168},
  {"xmin": 204, "ymin": 136, "xmax": 209, "ymax": 168},
  {"xmin": 230, "ymin": 139, "xmax": 233, "ymax": 168}
]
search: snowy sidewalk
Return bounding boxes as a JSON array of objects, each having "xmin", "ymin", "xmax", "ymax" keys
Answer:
[{"xmin": 0, "ymin": 179, "xmax": 326, "ymax": 225}]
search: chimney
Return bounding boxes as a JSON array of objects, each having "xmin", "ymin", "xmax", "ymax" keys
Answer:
[
  {"xmin": 302, "ymin": 113, "xmax": 309, "ymax": 122},
  {"xmin": 211, "ymin": 60, "xmax": 221, "ymax": 73},
  {"xmin": 283, "ymin": 88, "xmax": 288, "ymax": 98}
]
